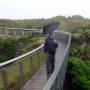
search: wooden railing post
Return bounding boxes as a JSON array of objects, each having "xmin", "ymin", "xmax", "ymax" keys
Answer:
[
  {"xmin": 5, "ymin": 28, "xmax": 8, "ymax": 35},
  {"xmin": 1, "ymin": 70, "xmax": 8, "ymax": 90},
  {"xmin": 29, "ymin": 56, "xmax": 34, "ymax": 76},
  {"xmin": 19, "ymin": 62, "xmax": 24, "ymax": 87},
  {"xmin": 22, "ymin": 29, "xmax": 24, "ymax": 36},
  {"xmin": 37, "ymin": 51, "xmax": 40, "ymax": 68},
  {"xmin": 55, "ymin": 71, "xmax": 62, "ymax": 90},
  {"xmin": 13, "ymin": 29, "xmax": 16, "ymax": 36}
]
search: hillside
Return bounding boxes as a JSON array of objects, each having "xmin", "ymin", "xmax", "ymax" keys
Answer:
[{"xmin": 0, "ymin": 15, "xmax": 90, "ymax": 31}]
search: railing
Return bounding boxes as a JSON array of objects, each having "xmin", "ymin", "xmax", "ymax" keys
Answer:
[
  {"xmin": 43, "ymin": 31, "xmax": 71, "ymax": 90},
  {"xmin": 0, "ymin": 30, "xmax": 71, "ymax": 90},
  {"xmin": 0, "ymin": 27, "xmax": 42, "ymax": 37},
  {"xmin": 0, "ymin": 45, "xmax": 45, "ymax": 90}
]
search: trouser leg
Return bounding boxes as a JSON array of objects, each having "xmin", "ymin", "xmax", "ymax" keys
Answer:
[
  {"xmin": 50, "ymin": 55, "xmax": 55, "ymax": 73},
  {"xmin": 46, "ymin": 53, "xmax": 51, "ymax": 73}
]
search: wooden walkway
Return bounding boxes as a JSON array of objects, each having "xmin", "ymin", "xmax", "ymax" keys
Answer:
[{"xmin": 22, "ymin": 42, "xmax": 66, "ymax": 90}]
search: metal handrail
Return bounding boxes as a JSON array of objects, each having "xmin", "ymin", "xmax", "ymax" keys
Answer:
[
  {"xmin": 0, "ymin": 30, "xmax": 71, "ymax": 90},
  {"xmin": 43, "ymin": 31, "xmax": 71, "ymax": 90},
  {"xmin": 0, "ymin": 44, "xmax": 44, "ymax": 90},
  {"xmin": 0, "ymin": 45, "xmax": 43, "ymax": 69}
]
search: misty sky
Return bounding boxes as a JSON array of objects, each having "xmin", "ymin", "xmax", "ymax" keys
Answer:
[{"xmin": 0, "ymin": 0, "xmax": 90, "ymax": 19}]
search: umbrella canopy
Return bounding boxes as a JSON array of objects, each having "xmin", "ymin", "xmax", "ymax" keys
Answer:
[{"xmin": 43, "ymin": 22, "xmax": 60, "ymax": 34}]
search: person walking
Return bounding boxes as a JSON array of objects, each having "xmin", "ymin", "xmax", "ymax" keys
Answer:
[{"xmin": 44, "ymin": 33, "xmax": 58, "ymax": 74}]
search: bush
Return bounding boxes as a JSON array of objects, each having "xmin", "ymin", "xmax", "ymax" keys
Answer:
[
  {"xmin": 69, "ymin": 57, "xmax": 90, "ymax": 90},
  {"xmin": 17, "ymin": 36, "xmax": 41, "ymax": 51},
  {"xmin": 0, "ymin": 36, "xmax": 17, "ymax": 62}
]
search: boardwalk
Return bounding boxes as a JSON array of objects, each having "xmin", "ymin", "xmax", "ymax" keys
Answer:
[
  {"xmin": 0, "ymin": 31, "xmax": 71, "ymax": 90},
  {"xmin": 22, "ymin": 41, "xmax": 66, "ymax": 90}
]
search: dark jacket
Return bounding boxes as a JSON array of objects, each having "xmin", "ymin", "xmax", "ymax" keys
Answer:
[{"xmin": 44, "ymin": 37, "xmax": 58, "ymax": 55}]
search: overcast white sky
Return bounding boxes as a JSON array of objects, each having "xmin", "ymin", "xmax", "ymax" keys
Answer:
[{"xmin": 0, "ymin": 0, "xmax": 90, "ymax": 19}]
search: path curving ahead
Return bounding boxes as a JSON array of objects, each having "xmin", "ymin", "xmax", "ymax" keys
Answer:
[{"xmin": 22, "ymin": 31, "xmax": 69, "ymax": 90}]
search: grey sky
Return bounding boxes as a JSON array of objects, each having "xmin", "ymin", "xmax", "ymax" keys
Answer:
[{"xmin": 0, "ymin": 0, "xmax": 90, "ymax": 19}]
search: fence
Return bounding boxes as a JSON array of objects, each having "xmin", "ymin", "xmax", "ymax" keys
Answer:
[
  {"xmin": 43, "ymin": 31, "xmax": 71, "ymax": 90},
  {"xmin": 0, "ymin": 45, "xmax": 45, "ymax": 90},
  {"xmin": 0, "ymin": 27, "xmax": 42, "ymax": 37}
]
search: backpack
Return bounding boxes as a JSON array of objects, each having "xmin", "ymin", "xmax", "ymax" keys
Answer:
[{"xmin": 44, "ymin": 38, "xmax": 58, "ymax": 54}]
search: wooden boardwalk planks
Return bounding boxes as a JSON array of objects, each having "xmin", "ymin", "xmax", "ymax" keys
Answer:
[{"xmin": 22, "ymin": 42, "xmax": 66, "ymax": 90}]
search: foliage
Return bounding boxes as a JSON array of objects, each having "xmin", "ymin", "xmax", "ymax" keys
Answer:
[
  {"xmin": 70, "ymin": 30, "xmax": 90, "ymax": 60},
  {"xmin": 18, "ymin": 36, "xmax": 39, "ymax": 45},
  {"xmin": 0, "ymin": 15, "xmax": 89, "ymax": 30},
  {"xmin": 0, "ymin": 36, "xmax": 17, "ymax": 62},
  {"xmin": 64, "ymin": 30, "xmax": 90, "ymax": 90},
  {"xmin": 17, "ymin": 36, "xmax": 41, "ymax": 51},
  {"xmin": 80, "ymin": 24, "xmax": 90, "ymax": 30},
  {"xmin": 70, "ymin": 45, "xmax": 90, "ymax": 60},
  {"xmin": 0, "ymin": 35, "xmax": 42, "ymax": 62},
  {"xmin": 69, "ymin": 57, "xmax": 90, "ymax": 90}
]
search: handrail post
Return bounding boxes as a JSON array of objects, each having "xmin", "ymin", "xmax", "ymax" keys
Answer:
[
  {"xmin": 29, "ymin": 56, "xmax": 34, "ymax": 76},
  {"xmin": 19, "ymin": 62, "xmax": 24, "ymax": 87},
  {"xmin": 1, "ymin": 70, "xmax": 8, "ymax": 90},
  {"xmin": 22, "ymin": 29, "xmax": 24, "ymax": 36},
  {"xmin": 56, "ymin": 72, "xmax": 62, "ymax": 90},
  {"xmin": 37, "ymin": 51, "xmax": 40, "ymax": 68},
  {"xmin": 52, "ymin": 81, "xmax": 56, "ymax": 90},
  {"xmin": 5, "ymin": 28, "xmax": 8, "ymax": 35},
  {"xmin": 55, "ymin": 77, "xmax": 60, "ymax": 90},
  {"xmin": 13, "ymin": 29, "xmax": 16, "ymax": 36}
]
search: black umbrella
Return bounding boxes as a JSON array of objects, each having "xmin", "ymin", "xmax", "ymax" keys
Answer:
[{"xmin": 43, "ymin": 22, "xmax": 60, "ymax": 34}]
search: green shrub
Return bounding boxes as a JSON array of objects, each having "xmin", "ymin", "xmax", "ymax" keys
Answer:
[
  {"xmin": 0, "ymin": 36, "xmax": 17, "ymax": 62},
  {"xmin": 69, "ymin": 57, "xmax": 90, "ymax": 90},
  {"xmin": 17, "ymin": 36, "xmax": 41, "ymax": 52}
]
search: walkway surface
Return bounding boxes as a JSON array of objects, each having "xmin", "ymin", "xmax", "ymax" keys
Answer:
[{"xmin": 22, "ymin": 41, "xmax": 66, "ymax": 90}]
